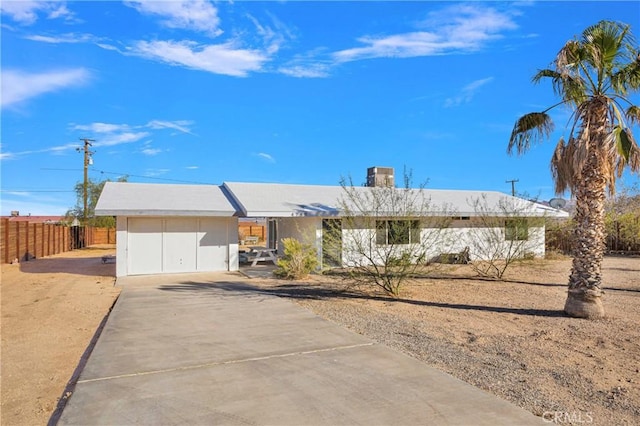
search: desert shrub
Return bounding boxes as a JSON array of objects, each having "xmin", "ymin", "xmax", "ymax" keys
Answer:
[
  {"xmin": 337, "ymin": 171, "xmax": 451, "ymax": 297},
  {"xmin": 274, "ymin": 238, "xmax": 318, "ymax": 279}
]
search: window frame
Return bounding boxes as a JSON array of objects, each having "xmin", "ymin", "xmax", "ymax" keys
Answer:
[
  {"xmin": 505, "ymin": 218, "xmax": 529, "ymax": 241},
  {"xmin": 376, "ymin": 219, "xmax": 421, "ymax": 245}
]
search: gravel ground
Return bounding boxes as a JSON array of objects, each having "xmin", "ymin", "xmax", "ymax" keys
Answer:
[{"xmin": 250, "ymin": 256, "xmax": 640, "ymax": 426}]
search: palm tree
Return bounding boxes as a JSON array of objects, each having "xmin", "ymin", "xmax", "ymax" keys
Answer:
[{"xmin": 508, "ymin": 20, "xmax": 640, "ymax": 318}]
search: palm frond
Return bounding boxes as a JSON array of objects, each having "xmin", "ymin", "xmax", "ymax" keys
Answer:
[
  {"xmin": 533, "ymin": 68, "xmax": 587, "ymax": 104},
  {"xmin": 556, "ymin": 40, "xmax": 582, "ymax": 71},
  {"xmin": 583, "ymin": 21, "xmax": 622, "ymax": 68},
  {"xmin": 613, "ymin": 126, "xmax": 633, "ymax": 161},
  {"xmin": 626, "ymin": 55, "xmax": 640, "ymax": 90},
  {"xmin": 627, "ymin": 105, "xmax": 640, "ymax": 126},
  {"xmin": 550, "ymin": 137, "xmax": 574, "ymax": 194},
  {"xmin": 508, "ymin": 112, "xmax": 554, "ymax": 155},
  {"xmin": 609, "ymin": 126, "xmax": 640, "ymax": 177},
  {"xmin": 532, "ymin": 68, "xmax": 560, "ymax": 85},
  {"xmin": 611, "ymin": 56, "xmax": 640, "ymax": 94}
]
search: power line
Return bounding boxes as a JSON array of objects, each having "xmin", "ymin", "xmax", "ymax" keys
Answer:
[
  {"xmin": 41, "ymin": 167, "xmax": 216, "ymax": 185},
  {"xmin": 94, "ymin": 169, "xmax": 215, "ymax": 185}
]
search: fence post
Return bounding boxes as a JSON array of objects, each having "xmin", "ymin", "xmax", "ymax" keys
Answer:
[
  {"xmin": 41, "ymin": 224, "xmax": 45, "ymax": 258},
  {"xmin": 16, "ymin": 222, "xmax": 21, "ymax": 262},
  {"xmin": 3, "ymin": 219, "xmax": 9, "ymax": 263},
  {"xmin": 32, "ymin": 223, "xmax": 37, "ymax": 258},
  {"xmin": 46, "ymin": 224, "xmax": 50, "ymax": 256},
  {"xmin": 25, "ymin": 221, "xmax": 30, "ymax": 261}
]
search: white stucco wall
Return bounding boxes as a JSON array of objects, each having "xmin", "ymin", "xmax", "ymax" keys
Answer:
[
  {"xmin": 274, "ymin": 216, "xmax": 546, "ymax": 269},
  {"xmin": 116, "ymin": 216, "xmax": 127, "ymax": 277},
  {"xmin": 276, "ymin": 217, "xmax": 323, "ymax": 261}
]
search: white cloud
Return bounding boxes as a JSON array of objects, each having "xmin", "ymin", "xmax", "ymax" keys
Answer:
[
  {"xmin": 256, "ymin": 152, "xmax": 275, "ymax": 163},
  {"xmin": 24, "ymin": 33, "xmax": 96, "ymax": 44},
  {"xmin": 94, "ymin": 132, "xmax": 151, "ymax": 147},
  {"xmin": 71, "ymin": 123, "xmax": 132, "ymax": 133},
  {"xmin": 141, "ymin": 148, "xmax": 163, "ymax": 156},
  {"xmin": 333, "ymin": 4, "xmax": 517, "ymax": 63},
  {"xmin": 279, "ymin": 62, "xmax": 331, "ymax": 78},
  {"xmin": 444, "ymin": 77, "xmax": 494, "ymax": 107},
  {"xmin": 146, "ymin": 120, "xmax": 195, "ymax": 135},
  {"xmin": 48, "ymin": 142, "xmax": 85, "ymax": 154},
  {"xmin": 186, "ymin": 166, "xmax": 199, "ymax": 170},
  {"xmin": 246, "ymin": 12, "xmax": 289, "ymax": 55},
  {"xmin": 0, "ymin": 152, "xmax": 16, "ymax": 160},
  {"xmin": 130, "ymin": 40, "xmax": 269, "ymax": 77},
  {"xmin": 2, "ymin": 119, "xmax": 191, "ymax": 161},
  {"xmin": 139, "ymin": 140, "xmax": 164, "ymax": 156},
  {"xmin": 1, "ymin": 68, "xmax": 91, "ymax": 109},
  {"xmin": 96, "ymin": 43, "xmax": 121, "ymax": 52},
  {"xmin": 125, "ymin": 0, "xmax": 222, "ymax": 36},
  {"xmin": 0, "ymin": 1, "xmax": 74, "ymax": 25},
  {"xmin": 1, "ymin": 141, "xmax": 82, "ymax": 159}
]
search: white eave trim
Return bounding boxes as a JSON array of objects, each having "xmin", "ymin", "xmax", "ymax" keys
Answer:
[{"xmin": 95, "ymin": 209, "xmax": 236, "ymax": 217}]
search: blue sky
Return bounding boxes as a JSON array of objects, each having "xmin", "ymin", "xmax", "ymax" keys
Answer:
[{"xmin": 1, "ymin": 1, "xmax": 639, "ymax": 216}]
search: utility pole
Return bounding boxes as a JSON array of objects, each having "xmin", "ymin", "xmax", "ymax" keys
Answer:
[
  {"xmin": 506, "ymin": 179, "xmax": 519, "ymax": 196},
  {"xmin": 77, "ymin": 138, "xmax": 95, "ymax": 224}
]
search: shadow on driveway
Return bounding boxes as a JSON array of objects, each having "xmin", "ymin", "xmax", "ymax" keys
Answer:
[{"xmin": 158, "ymin": 279, "xmax": 568, "ymax": 318}]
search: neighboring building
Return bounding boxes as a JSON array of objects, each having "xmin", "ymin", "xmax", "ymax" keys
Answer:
[
  {"xmin": 96, "ymin": 178, "xmax": 569, "ymax": 278},
  {"xmin": 3, "ymin": 212, "xmax": 66, "ymax": 224}
]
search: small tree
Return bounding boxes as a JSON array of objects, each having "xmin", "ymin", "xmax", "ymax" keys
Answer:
[
  {"xmin": 333, "ymin": 172, "xmax": 451, "ymax": 297},
  {"xmin": 66, "ymin": 176, "xmax": 127, "ymax": 227},
  {"xmin": 466, "ymin": 195, "xmax": 546, "ymax": 279},
  {"xmin": 274, "ymin": 238, "xmax": 318, "ymax": 280}
]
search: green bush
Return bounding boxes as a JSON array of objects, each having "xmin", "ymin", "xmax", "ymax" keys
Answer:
[{"xmin": 274, "ymin": 238, "xmax": 318, "ymax": 279}]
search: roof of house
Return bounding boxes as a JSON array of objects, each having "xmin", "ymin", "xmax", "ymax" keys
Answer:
[
  {"xmin": 222, "ymin": 182, "xmax": 568, "ymax": 218},
  {"xmin": 95, "ymin": 182, "xmax": 238, "ymax": 217},
  {"xmin": 95, "ymin": 181, "xmax": 568, "ymax": 219},
  {"xmin": 222, "ymin": 182, "xmax": 344, "ymax": 217}
]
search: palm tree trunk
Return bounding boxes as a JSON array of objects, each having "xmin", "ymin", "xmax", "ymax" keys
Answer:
[{"xmin": 564, "ymin": 106, "xmax": 608, "ymax": 319}]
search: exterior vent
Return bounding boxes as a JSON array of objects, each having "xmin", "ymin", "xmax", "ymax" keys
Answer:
[{"xmin": 366, "ymin": 167, "xmax": 394, "ymax": 187}]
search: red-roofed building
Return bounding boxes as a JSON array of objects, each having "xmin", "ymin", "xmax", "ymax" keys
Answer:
[{"xmin": 2, "ymin": 212, "xmax": 66, "ymax": 224}]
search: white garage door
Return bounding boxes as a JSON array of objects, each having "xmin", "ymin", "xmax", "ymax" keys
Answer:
[{"xmin": 127, "ymin": 218, "xmax": 229, "ymax": 275}]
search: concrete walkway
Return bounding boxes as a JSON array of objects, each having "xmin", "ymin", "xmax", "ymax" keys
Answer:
[{"xmin": 58, "ymin": 272, "xmax": 543, "ymax": 425}]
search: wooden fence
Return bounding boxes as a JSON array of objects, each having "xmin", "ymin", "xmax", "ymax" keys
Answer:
[
  {"xmin": 238, "ymin": 223, "xmax": 265, "ymax": 241},
  {"xmin": 0, "ymin": 218, "xmax": 115, "ymax": 264}
]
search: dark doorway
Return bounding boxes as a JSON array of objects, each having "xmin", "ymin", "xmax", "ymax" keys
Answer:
[{"xmin": 322, "ymin": 219, "xmax": 342, "ymax": 267}]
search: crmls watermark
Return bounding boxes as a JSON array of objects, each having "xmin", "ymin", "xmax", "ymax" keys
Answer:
[{"xmin": 542, "ymin": 411, "xmax": 594, "ymax": 424}]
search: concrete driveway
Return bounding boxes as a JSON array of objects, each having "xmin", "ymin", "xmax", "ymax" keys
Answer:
[{"xmin": 57, "ymin": 272, "xmax": 542, "ymax": 425}]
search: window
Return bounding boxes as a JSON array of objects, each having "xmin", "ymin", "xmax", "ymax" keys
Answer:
[
  {"xmin": 376, "ymin": 220, "xmax": 421, "ymax": 245},
  {"xmin": 505, "ymin": 219, "xmax": 528, "ymax": 241}
]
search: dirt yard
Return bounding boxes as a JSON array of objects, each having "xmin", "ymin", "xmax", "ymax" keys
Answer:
[
  {"xmin": 251, "ymin": 256, "xmax": 640, "ymax": 425},
  {"xmin": 1, "ymin": 249, "xmax": 638, "ymax": 425},
  {"xmin": 1, "ymin": 246, "xmax": 120, "ymax": 426}
]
